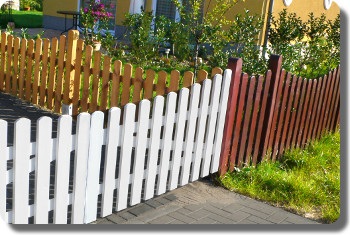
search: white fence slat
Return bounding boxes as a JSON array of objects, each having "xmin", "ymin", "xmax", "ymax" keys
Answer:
[
  {"xmin": 34, "ymin": 117, "xmax": 52, "ymax": 224},
  {"xmin": 13, "ymin": 118, "xmax": 31, "ymax": 224},
  {"xmin": 84, "ymin": 111, "xmax": 105, "ymax": 224},
  {"xmin": 101, "ymin": 108, "xmax": 121, "ymax": 216},
  {"xmin": 201, "ymin": 74, "xmax": 223, "ymax": 177},
  {"xmin": 144, "ymin": 96, "xmax": 165, "ymax": 200},
  {"xmin": 190, "ymin": 79, "xmax": 212, "ymax": 182},
  {"xmin": 180, "ymin": 84, "xmax": 201, "ymax": 186},
  {"xmin": 130, "ymin": 100, "xmax": 151, "ymax": 205},
  {"xmin": 0, "ymin": 120, "xmax": 7, "ymax": 222},
  {"xmin": 168, "ymin": 88, "xmax": 189, "ymax": 191},
  {"xmin": 71, "ymin": 113, "xmax": 91, "ymax": 224},
  {"xmin": 156, "ymin": 92, "xmax": 177, "ymax": 195},
  {"xmin": 116, "ymin": 104, "xmax": 136, "ymax": 211},
  {"xmin": 53, "ymin": 115, "xmax": 73, "ymax": 224},
  {"xmin": 211, "ymin": 69, "xmax": 233, "ymax": 173}
]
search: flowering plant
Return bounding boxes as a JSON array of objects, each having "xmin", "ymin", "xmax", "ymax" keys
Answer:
[{"xmin": 80, "ymin": 0, "xmax": 115, "ymax": 47}]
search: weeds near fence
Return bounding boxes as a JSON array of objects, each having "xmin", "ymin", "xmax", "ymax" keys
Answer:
[{"xmin": 219, "ymin": 130, "xmax": 340, "ymax": 224}]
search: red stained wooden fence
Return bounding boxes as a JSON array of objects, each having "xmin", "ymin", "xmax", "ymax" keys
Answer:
[{"xmin": 219, "ymin": 56, "xmax": 340, "ymax": 176}]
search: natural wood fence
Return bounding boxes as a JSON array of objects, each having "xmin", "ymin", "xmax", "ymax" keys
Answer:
[
  {"xmin": 0, "ymin": 30, "xmax": 223, "ymax": 116},
  {"xmin": 219, "ymin": 56, "xmax": 340, "ymax": 175}
]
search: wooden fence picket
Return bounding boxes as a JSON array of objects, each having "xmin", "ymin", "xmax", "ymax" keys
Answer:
[
  {"xmin": 156, "ymin": 71, "xmax": 167, "ymax": 96},
  {"xmin": 47, "ymin": 37, "xmax": 58, "ymax": 110},
  {"xmin": 132, "ymin": 67, "xmax": 144, "ymax": 103},
  {"xmin": 120, "ymin": 64, "xmax": 132, "ymax": 106},
  {"xmin": 18, "ymin": 38, "xmax": 27, "ymax": 99},
  {"xmin": 34, "ymin": 117, "xmax": 52, "ymax": 224},
  {"xmin": 32, "ymin": 38, "xmax": 43, "ymax": 105},
  {"xmin": 81, "ymin": 45, "xmax": 93, "ymax": 112},
  {"xmin": 0, "ymin": 32, "xmax": 7, "ymax": 90},
  {"xmin": 54, "ymin": 35, "xmax": 67, "ymax": 113},
  {"xmin": 5, "ymin": 35, "xmax": 13, "ymax": 93},
  {"xmin": 39, "ymin": 39, "xmax": 50, "ymax": 106},
  {"xmin": 90, "ymin": 51, "xmax": 102, "ymax": 113},
  {"xmin": 11, "ymin": 37, "xmax": 20, "ymax": 96},
  {"xmin": 99, "ymin": 56, "xmax": 112, "ymax": 111},
  {"xmin": 72, "ymin": 39, "xmax": 84, "ymax": 116},
  {"xmin": 110, "ymin": 60, "xmax": 122, "ymax": 107},
  {"xmin": 71, "ymin": 113, "xmax": 91, "ymax": 224}
]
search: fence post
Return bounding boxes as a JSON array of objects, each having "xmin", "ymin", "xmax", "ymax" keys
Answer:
[
  {"xmin": 218, "ymin": 58, "xmax": 242, "ymax": 176},
  {"xmin": 62, "ymin": 30, "xmax": 79, "ymax": 114},
  {"xmin": 258, "ymin": 55, "xmax": 283, "ymax": 161}
]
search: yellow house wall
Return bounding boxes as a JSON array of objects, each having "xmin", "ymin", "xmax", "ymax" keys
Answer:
[
  {"xmin": 43, "ymin": 0, "xmax": 78, "ymax": 18},
  {"xmin": 272, "ymin": 0, "xmax": 340, "ymax": 21}
]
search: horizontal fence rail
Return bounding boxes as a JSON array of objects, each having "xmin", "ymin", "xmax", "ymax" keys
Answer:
[
  {"xmin": 219, "ymin": 56, "xmax": 340, "ymax": 175},
  {"xmin": 0, "ymin": 71, "xmax": 232, "ymax": 224},
  {"xmin": 0, "ymin": 30, "xmax": 223, "ymax": 116}
]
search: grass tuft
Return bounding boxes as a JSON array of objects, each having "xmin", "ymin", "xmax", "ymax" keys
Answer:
[{"xmin": 219, "ymin": 130, "xmax": 340, "ymax": 223}]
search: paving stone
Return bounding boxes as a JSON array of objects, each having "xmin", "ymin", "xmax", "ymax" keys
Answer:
[
  {"xmin": 187, "ymin": 208, "xmax": 210, "ymax": 220},
  {"xmin": 164, "ymin": 194, "xmax": 177, "ymax": 201},
  {"xmin": 266, "ymin": 211, "xmax": 291, "ymax": 224},
  {"xmin": 222, "ymin": 203, "xmax": 244, "ymax": 214},
  {"xmin": 106, "ymin": 214, "xmax": 127, "ymax": 224},
  {"xmin": 124, "ymin": 219, "xmax": 146, "ymax": 224},
  {"xmin": 207, "ymin": 214, "xmax": 235, "ymax": 224},
  {"xmin": 203, "ymin": 204, "xmax": 235, "ymax": 220},
  {"xmin": 240, "ymin": 206, "xmax": 271, "ymax": 219},
  {"xmin": 241, "ymin": 201, "xmax": 277, "ymax": 215},
  {"xmin": 238, "ymin": 218, "xmax": 256, "ymax": 224},
  {"xmin": 145, "ymin": 199, "xmax": 163, "ymax": 209},
  {"xmin": 155, "ymin": 197, "xmax": 171, "ymax": 205},
  {"xmin": 128, "ymin": 204, "xmax": 153, "ymax": 216},
  {"xmin": 285, "ymin": 215, "xmax": 317, "ymax": 224},
  {"xmin": 246, "ymin": 215, "xmax": 275, "ymax": 224},
  {"xmin": 149, "ymin": 215, "xmax": 175, "ymax": 224},
  {"xmin": 169, "ymin": 219, "xmax": 186, "ymax": 224},
  {"xmin": 191, "ymin": 216, "xmax": 216, "ymax": 224},
  {"xmin": 183, "ymin": 204, "xmax": 202, "ymax": 212},
  {"xmin": 176, "ymin": 207, "xmax": 193, "ymax": 215},
  {"xmin": 136, "ymin": 205, "xmax": 181, "ymax": 223},
  {"xmin": 228, "ymin": 210, "xmax": 251, "ymax": 222},
  {"xmin": 119, "ymin": 211, "xmax": 136, "ymax": 220},
  {"xmin": 168, "ymin": 211, "xmax": 196, "ymax": 223},
  {"xmin": 95, "ymin": 218, "xmax": 114, "ymax": 224}
]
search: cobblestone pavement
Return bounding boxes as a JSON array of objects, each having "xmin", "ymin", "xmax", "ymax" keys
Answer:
[{"xmin": 93, "ymin": 178, "xmax": 319, "ymax": 225}]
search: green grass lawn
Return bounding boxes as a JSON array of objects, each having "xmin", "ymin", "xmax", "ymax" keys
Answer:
[
  {"xmin": 0, "ymin": 10, "xmax": 43, "ymax": 28},
  {"xmin": 218, "ymin": 130, "xmax": 340, "ymax": 223}
]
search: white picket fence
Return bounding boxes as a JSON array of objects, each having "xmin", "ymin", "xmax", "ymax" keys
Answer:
[{"xmin": 0, "ymin": 70, "xmax": 232, "ymax": 224}]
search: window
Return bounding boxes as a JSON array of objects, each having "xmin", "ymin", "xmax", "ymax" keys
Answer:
[{"xmin": 156, "ymin": 0, "xmax": 177, "ymax": 20}]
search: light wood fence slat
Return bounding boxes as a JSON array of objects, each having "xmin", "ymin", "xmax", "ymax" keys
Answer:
[
  {"xmin": 211, "ymin": 67, "xmax": 223, "ymax": 78},
  {"xmin": 116, "ymin": 103, "xmax": 136, "ymax": 211},
  {"xmin": 132, "ymin": 67, "xmax": 144, "ymax": 103},
  {"xmin": 54, "ymin": 35, "xmax": 67, "ymax": 113},
  {"xmin": 53, "ymin": 115, "xmax": 73, "ymax": 224},
  {"xmin": 168, "ymin": 70, "xmax": 180, "ymax": 92},
  {"xmin": 210, "ymin": 69, "xmax": 233, "ymax": 173},
  {"xmin": 47, "ymin": 38, "xmax": 58, "ymax": 109},
  {"xmin": 0, "ymin": 120, "xmax": 7, "ymax": 222},
  {"xmin": 144, "ymin": 96, "xmax": 165, "ymax": 200},
  {"xmin": 72, "ymin": 39, "xmax": 84, "ymax": 116},
  {"xmin": 237, "ymin": 77, "xmax": 256, "ymax": 166},
  {"xmin": 120, "ymin": 64, "xmax": 133, "ymax": 106},
  {"xmin": 110, "ymin": 60, "xmax": 122, "ymax": 107},
  {"xmin": 156, "ymin": 92, "xmax": 177, "ymax": 195},
  {"xmin": 191, "ymin": 79, "xmax": 211, "ymax": 182},
  {"xmin": 143, "ymin": 69, "xmax": 155, "ymax": 100},
  {"xmin": 11, "ymin": 37, "xmax": 20, "ymax": 96},
  {"xmin": 169, "ymin": 88, "xmax": 189, "ymax": 190},
  {"xmin": 81, "ymin": 45, "xmax": 93, "ymax": 112},
  {"xmin": 5, "ymin": 35, "xmax": 13, "ymax": 93},
  {"xmin": 18, "ymin": 38, "xmax": 27, "ymax": 99},
  {"xmin": 84, "ymin": 111, "xmax": 105, "ymax": 224},
  {"xmin": 71, "ymin": 113, "xmax": 91, "ymax": 224},
  {"xmin": 156, "ymin": 71, "xmax": 167, "ymax": 96},
  {"xmin": 99, "ymin": 56, "xmax": 111, "ymax": 111},
  {"xmin": 34, "ymin": 117, "xmax": 52, "ymax": 224},
  {"xmin": 13, "ymin": 118, "xmax": 31, "ymax": 224},
  {"xmin": 101, "ymin": 108, "xmax": 121, "ymax": 216},
  {"xmin": 90, "ymin": 51, "xmax": 102, "ymax": 113},
  {"xmin": 63, "ymin": 30, "xmax": 79, "ymax": 105},
  {"xmin": 130, "ymin": 100, "xmax": 151, "ymax": 205},
  {"xmin": 180, "ymin": 83, "xmax": 201, "ymax": 186},
  {"xmin": 182, "ymin": 71, "xmax": 194, "ymax": 88},
  {"xmin": 0, "ymin": 32, "xmax": 7, "ymax": 90},
  {"xmin": 32, "ymin": 38, "xmax": 42, "ymax": 105},
  {"xmin": 39, "ymin": 39, "xmax": 50, "ymax": 106},
  {"xmin": 197, "ymin": 70, "xmax": 208, "ymax": 83}
]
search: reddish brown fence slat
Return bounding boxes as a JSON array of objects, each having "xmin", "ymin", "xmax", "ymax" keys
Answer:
[
  {"xmin": 296, "ymin": 80, "xmax": 312, "ymax": 147},
  {"xmin": 307, "ymin": 78, "xmax": 322, "ymax": 142},
  {"xmin": 237, "ymin": 76, "xmax": 256, "ymax": 167},
  {"xmin": 301, "ymin": 80, "xmax": 317, "ymax": 147},
  {"xmin": 329, "ymin": 67, "xmax": 340, "ymax": 131},
  {"xmin": 219, "ymin": 58, "xmax": 243, "ymax": 176},
  {"xmin": 290, "ymin": 78, "xmax": 307, "ymax": 148},
  {"xmin": 318, "ymin": 71, "xmax": 333, "ymax": 138},
  {"xmin": 278, "ymin": 75, "xmax": 297, "ymax": 155},
  {"xmin": 252, "ymin": 71, "xmax": 272, "ymax": 165},
  {"xmin": 229, "ymin": 73, "xmax": 249, "ymax": 171},
  {"xmin": 326, "ymin": 67, "xmax": 340, "ymax": 131},
  {"xmin": 245, "ymin": 76, "xmax": 264, "ymax": 165},
  {"xmin": 313, "ymin": 75, "xmax": 327, "ymax": 140},
  {"xmin": 272, "ymin": 72, "xmax": 291, "ymax": 161},
  {"xmin": 321, "ymin": 68, "xmax": 337, "ymax": 136},
  {"xmin": 259, "ymin": 55, "xmax": 283, "ymax": 160}
]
